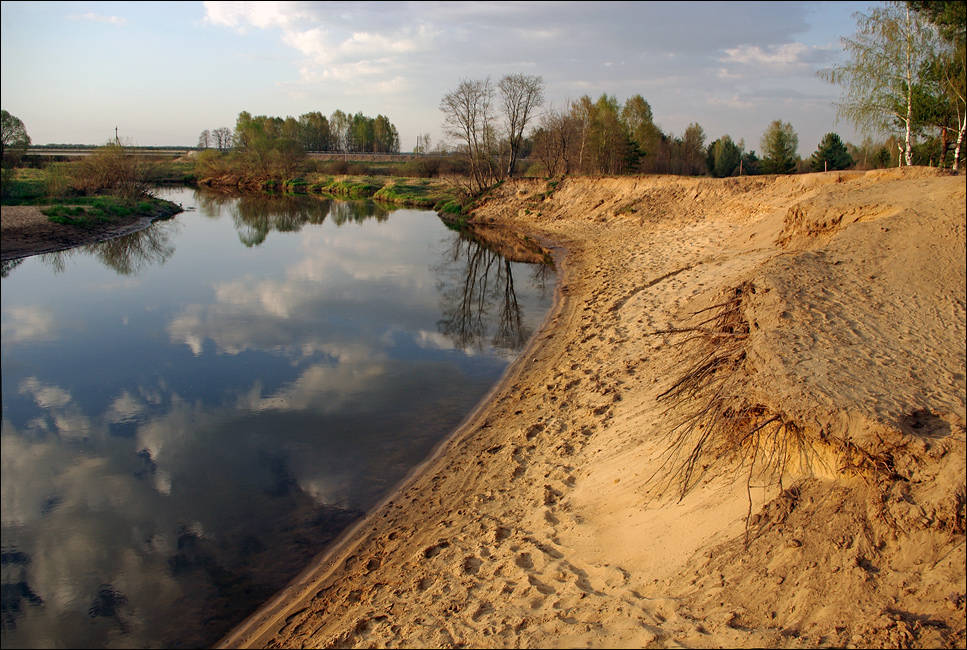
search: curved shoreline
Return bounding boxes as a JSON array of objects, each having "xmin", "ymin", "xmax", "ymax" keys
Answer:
[
  {"xmin": 1, "ymin": 203, "xmax": 181, "ymax": 262},
  {"xmin": 217, "ymin": 226, "xmax": 573, "ymax": 649},
  {"xmin": 5, "ymin": 171, "xmax": 964, "ymax": 648},
  {"xmin": 218, "ymin": 168, "xmax": 966, "ymax": 649}
]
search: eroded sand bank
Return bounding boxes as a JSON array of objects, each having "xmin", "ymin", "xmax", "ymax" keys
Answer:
[{"xmin": 220, "ymin": 167, "xmax": 966, "ymax": 649}]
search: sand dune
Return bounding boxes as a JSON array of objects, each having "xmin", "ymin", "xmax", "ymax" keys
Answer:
[{"xmin": 220, "ymin": 167, "xmax": 965, "ymax": 649}]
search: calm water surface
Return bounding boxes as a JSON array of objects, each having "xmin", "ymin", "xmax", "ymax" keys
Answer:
[{"xmin": 0, "ymin": 187, "xmax": 555, "ymax": 648}]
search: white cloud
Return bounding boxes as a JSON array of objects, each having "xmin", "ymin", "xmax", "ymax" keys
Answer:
[
  {"xmin": 1, "ymin": 306, "xmax": 56, "ymax": 344},
  {"xmin": 19, "ymin": 377, "xmax": 72, "ymax": 409},
  {"xmin": 202, "ymin": 0, "xmax": 306, "ymax": 31},
  {"xmin": 720, "ymin": 42, "xmax": 814, "ymax": 68},
  {"xmin": 68, "ymin": 12, "xmax": 128, "ymax": 26},
  {"xmin": 414, "ymin": 329, "xmax": 457, "ymax": 351},
  {"xmin": 240, "ymin": 362, "xmax": 386, "ymax": 413},
  {"xmin": 106, "ymin": 391, "xmax": 148, "ymax": 424}
]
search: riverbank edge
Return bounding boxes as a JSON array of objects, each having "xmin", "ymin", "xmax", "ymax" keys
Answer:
[
  {"xmin": 0, "ymin": 198, "xmax": 183, "ymax": 262},
  {"xmin": 215, "ymin": 168, "xmax": 966, "ymax": 649},
  {"xmin": 217, "ymin": 229, "xmax": 570, "ymax": 649}
]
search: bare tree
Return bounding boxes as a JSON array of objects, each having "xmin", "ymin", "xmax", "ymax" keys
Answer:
[
  {"xmin": 213, "ymin": 127, "xmax": 233, "ymax": 151},
  {"xmin": 498, "ymin": 73, "xmax": 545, "ymax": 176},
  {"xmin": 415, "ymin": 133, "xmax": 432, "ymax": 155},
  {"xmin": 534, "ymin": 104, "xmax": 580, "ymax": 176},
  {"xmin": 197, "ymin": 129, "xmax": 211, "ymax": 150},
  {"xmin": 440, "ymin": 77, "xmax": 496, "ymax": 192}
]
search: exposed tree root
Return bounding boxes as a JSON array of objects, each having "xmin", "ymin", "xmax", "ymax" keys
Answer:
[
  {"xmin": 647, "ymin": 282, "xmax": 816, "ymax": 510},
  {"xmin": 647, "ymin": 282, "xmax": 966, "ymax": 545}
]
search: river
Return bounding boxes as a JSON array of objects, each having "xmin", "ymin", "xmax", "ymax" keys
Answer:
[{"xmin": 0, "ymin": 187, "xmax": 555, "ymax": 648}]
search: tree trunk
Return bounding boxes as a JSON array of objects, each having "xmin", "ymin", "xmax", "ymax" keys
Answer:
[
  {"xmin": 953, "ymin": 114, "xmax": 966, "ymax": 172},
  {"xmin": 903, "ymin": 5, "xmax": 914, "ymax": 166}
]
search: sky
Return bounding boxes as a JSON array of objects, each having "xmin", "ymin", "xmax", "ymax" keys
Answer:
[{"xmin": 1, "ymin": 1, "xmax": 880, "ymax": 156}]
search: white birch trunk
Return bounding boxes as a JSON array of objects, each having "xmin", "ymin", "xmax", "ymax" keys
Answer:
[{"xmin": 953, "ymin": 114, "xmax": 966, "ymax": 172}]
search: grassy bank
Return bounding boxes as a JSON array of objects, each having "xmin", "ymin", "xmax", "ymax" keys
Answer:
[
  {"xmin": 2, "ymin": 167, "xmax": 182, "ymax": 227},
  {"xmin": 199, "ymin": 172, "xmax": 472, "ymax": 214},
  {"xmin": 4, "ymin": 149, "xmax": 477, "ymax": 227},
  {"xmin": 40, "ymin": 195, "xmax": 182, "ymax": 228}
]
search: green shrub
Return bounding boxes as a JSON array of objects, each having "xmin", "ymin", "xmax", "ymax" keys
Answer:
[
  {"xmin": 43, "ymin": 162, "xmax": 75, "ymax": 198},
  {"xmin": 73, "ymin": 142, "xmax": 155, "ymax": 199}
]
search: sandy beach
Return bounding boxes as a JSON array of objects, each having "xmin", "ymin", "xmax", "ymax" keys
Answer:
[
  {"xmin": 203, "ymin": 167, "xmax": 965, "ymax": 648},
  {"xmin": 3, "ymin": 169, "xmax": 963, "ymax": 648}
]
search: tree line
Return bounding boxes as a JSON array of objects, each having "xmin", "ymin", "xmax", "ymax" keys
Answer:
[
  {"xmin": 820, "ymin": 1, "xmax": 965, "ymax": 170},
  {"xmin": 193, "ymin": 110, "xmax": 403, "ymax": 180},
  {"xmin": 441, "ymin": 1, "xmax": 964, "ymax": 181},
  {"xmin": 441, "ymin": 82, "xmax": 860, "ymax": 181},
  {"xmin": 198, "ymin": 110, "xmax": 401, "ymax": 155},
  {"xmin": 3, "ymin": 2, "xmax": 963, "ymax": 193}
]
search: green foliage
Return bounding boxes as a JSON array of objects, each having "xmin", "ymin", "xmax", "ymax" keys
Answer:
[
  {"xmin": 1, "ymin": 167, "xmax": 46, "ymax": 203},
  {"xmin": 313, "ymin": 177, "xmax": 381, "ymax": 198},
  {"xmin": 740, "ymin": 150, "xmax": 760, "ymax": 175},
  {"xmin": 40, "ymin": 195, "xmax": 175, "ymax": 228},
  {"xmin": 2, "ymin": 109, "xmax": 31, "ymax": 167},
  {"xmin": 195, "ymin": 148, "xmax": 231, "ymax": 178},
  {"xmin": 908, "ymin": 1, "xmax": 966, "ymax": 48},
  {"xmin": 847, "ymin": 136, "xmax": 896, "ymax": 169},
  {"xmin": 2, "ymin": 109, "xmax": 32, "ymax": 196},
  {"xmin": 147, "ymin": 160, "xmax": 197, "ymax": 185},
  {"xmin": 73, "ymin": 142, "xmax": 156, "ymax": 199},
  {"xmin": 435, "ymin": 200, "xmax": 468, "ymax": 223},
  {"xmin": 706, "ymin": 135, "xmax": 743, "ymax": 178},
  {"xmin": 818, "ymin": 4, "xmax": 940, "ymax": 166},
  {"xmin": 532, "ymin": 92, "xmax": 717, "ymax": 177},
  {"xmin": 579, "ymin": 94, "xmax": 635, "ymax": 175},
  {"xmin": 373, "ymin": 179, "xmax": 457, "ymax": 208},
  {"xmin": 282, "ymin": 177, "xmax": 308, "ymax": 193},
  {"xmin": 221, "ymin": 109, "xmax": 400, "ymax": 157},
  {"xmin": 299, "ymin": 111, "xmax": 331, "ymax": 151},
  {"xmin": 760, "ymin": 120, "xmax": 800, "ymax": 174},
  {"xmin": 811, "ymin": 133, "xmax": 855, "ymax": 171},
  {"xmin": 622, "ymin": 95, "xmax": 664, "ymax": 173}
]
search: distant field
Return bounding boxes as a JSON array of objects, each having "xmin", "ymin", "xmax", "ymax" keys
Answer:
[
  {"xmin": 26, "ymin": 147, "xmax": 192, "ymax": 158},
  {"xmin": 26, "ymin": 147, "xmax": 444, "ymax": 161}
]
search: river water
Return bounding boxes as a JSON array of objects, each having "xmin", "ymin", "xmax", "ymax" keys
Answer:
[{"xmin": 0, "ymin": 187, "xmax": 555, "ymax": 648}]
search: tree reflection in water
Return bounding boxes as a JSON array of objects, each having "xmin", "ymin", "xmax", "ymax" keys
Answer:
[
  {"xmin": 435, "ymin": 226, "xmax": 554, "ymax": 354},
  {"xmin": 36, "ymin": 219, "xmax": 180, "ymax": 276},
  {"xmin": 0, "ymin": 193, "xmax": 557, "ymax": 648},
  {"xmin": 1, "ymin": 258, "xmax": 24, "ymax": 278},
  {"xmin": 195, "ymin": 192, "xmax": 392, "ymax": 247}
]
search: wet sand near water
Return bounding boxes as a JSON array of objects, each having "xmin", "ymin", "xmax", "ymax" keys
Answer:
[{"xmin": 218, "ymin": 168, "xmax": 966, "ymax": 649}]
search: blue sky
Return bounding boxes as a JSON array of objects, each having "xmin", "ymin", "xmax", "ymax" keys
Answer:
[{"xmin": 1, "ymin": 1, "xmax": 877, "ymax": 155}]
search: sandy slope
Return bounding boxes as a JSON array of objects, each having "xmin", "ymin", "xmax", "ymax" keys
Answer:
[{"xmin": 220, "ymin": 167, "xmax": 966, "ymax": 649}]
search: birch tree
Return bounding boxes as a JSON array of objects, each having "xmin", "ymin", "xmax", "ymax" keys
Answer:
[
  {"xmin": 329, "ymin": 109, "xmax": 351, "ymax": 156},
  {"xmin": 909, "ymin": 0, "xmax": 966, "ymax": 169},
  {"xmin": 818, "ymin": 2, "xmax": 938, "ymax": 166},
  {"xmin": 760, "ymin": 120, "xmax": 799, "ymax": 174}
]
